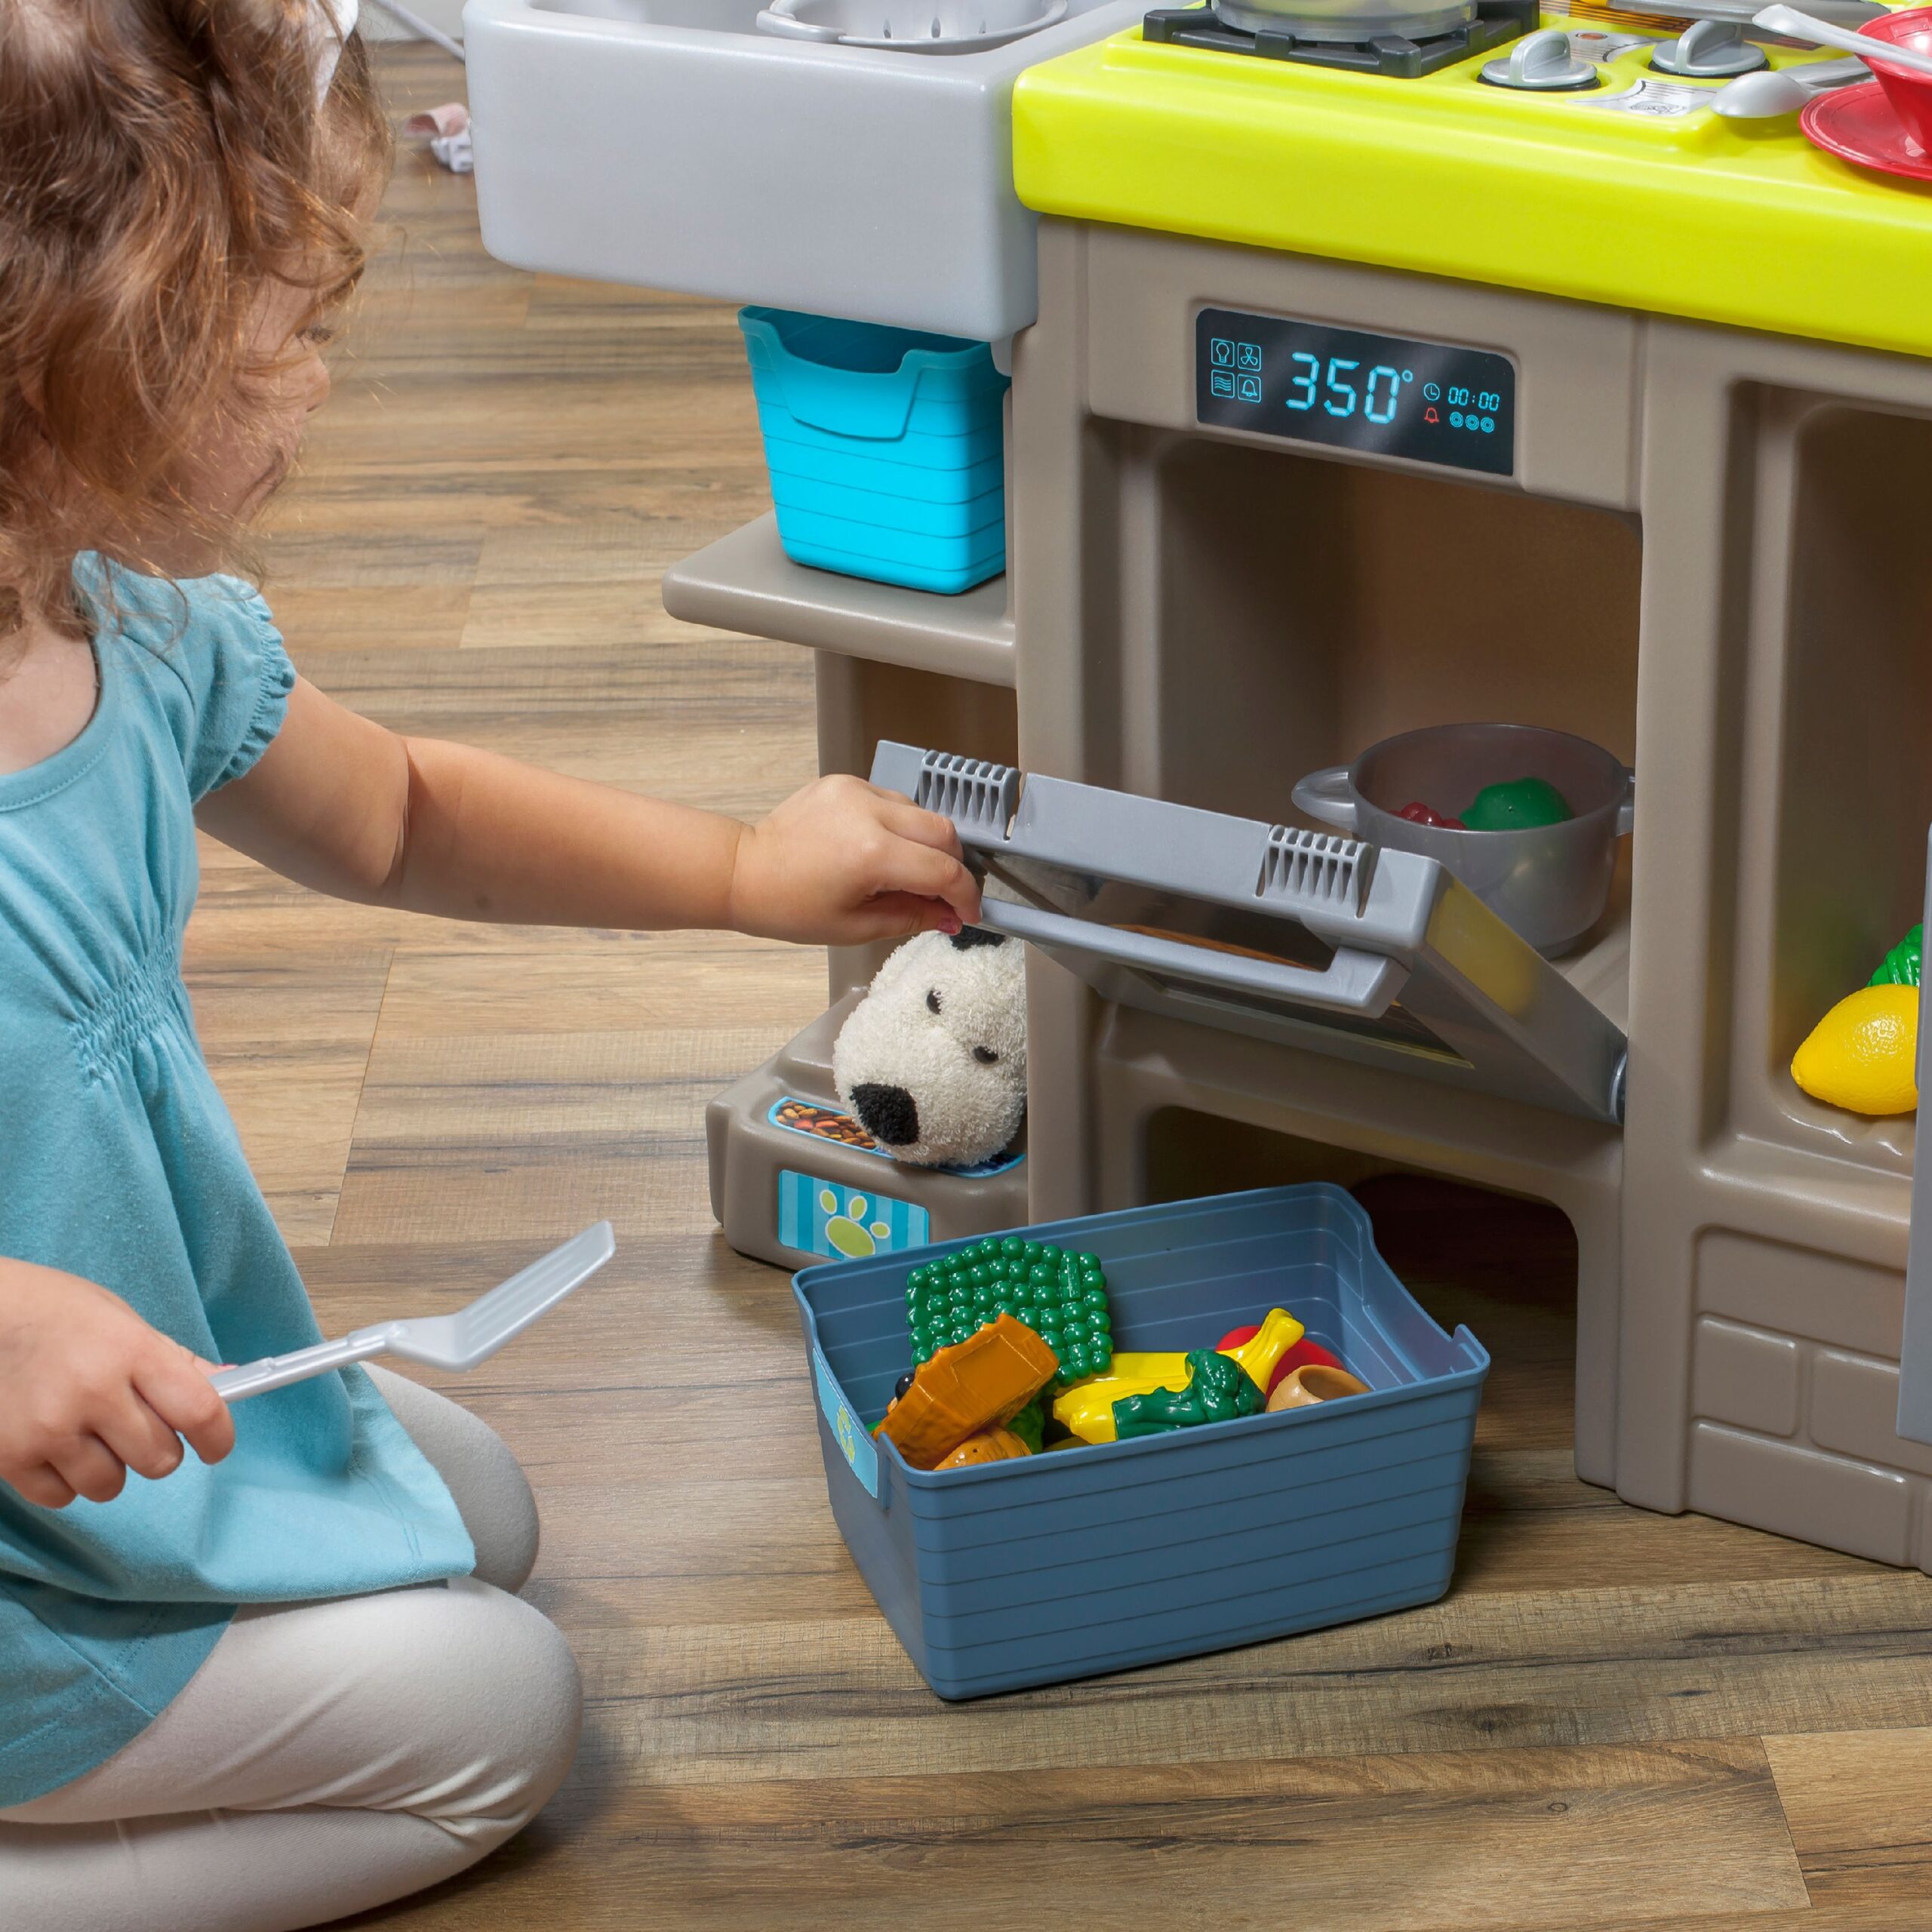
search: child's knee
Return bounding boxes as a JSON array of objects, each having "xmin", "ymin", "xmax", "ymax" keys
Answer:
[
  {"xmin": 417, "ymin": 1580, "xmax": 583, "ymax": 1847},
  {"xmin": 365, "ymin": 1366, "xmax": 542, "ymax": 1595}
]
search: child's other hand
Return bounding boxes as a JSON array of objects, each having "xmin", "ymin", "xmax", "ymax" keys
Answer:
[
  {"xmin": 728, "ymin": 775, "xmax": 983, "ymax": 945},
  {"xmin": 0, "ymin": 1259, "xmax": 235, "ymax": 1509}
]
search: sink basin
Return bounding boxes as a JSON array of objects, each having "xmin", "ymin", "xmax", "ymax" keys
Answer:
[{"xmin": 463, "ymin": 0, "xmax": 1143, "ymax": 341}]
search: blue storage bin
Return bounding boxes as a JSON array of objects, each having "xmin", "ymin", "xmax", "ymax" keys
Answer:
[
  {"xmin": 740, "ymin": 307, "xmax": 1010, "ymax": 596},
  {"xmin": 794, "ymin": 1183, "xmax": 1490, "ymax": 1700}
]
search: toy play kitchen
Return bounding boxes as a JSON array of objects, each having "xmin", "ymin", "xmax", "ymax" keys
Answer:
[{"xmin": 466, "ymin": 0, "xmax": 1932, "ymax": 1663}]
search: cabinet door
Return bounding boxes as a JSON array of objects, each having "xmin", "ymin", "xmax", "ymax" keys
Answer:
[{"xmin": 872, "ymin": 743, "xmax": 1628, "ymax": 1125}]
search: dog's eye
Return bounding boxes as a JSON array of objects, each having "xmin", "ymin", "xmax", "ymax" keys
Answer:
[
  {"xmin": 973, "ymin": 1045, "xmax": 999, "ymax": 1065},
  {"xmin": 926, "ymin": 989, "xmax": 943, "ymax": 1015}
]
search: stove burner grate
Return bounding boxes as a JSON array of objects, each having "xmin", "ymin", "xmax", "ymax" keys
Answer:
[{"xmin": 1143, "ymin": 0, "xmax": 1538, "ymax": 78}]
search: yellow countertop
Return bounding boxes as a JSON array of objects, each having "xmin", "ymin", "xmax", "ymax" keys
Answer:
[{"xmin": 1013, "ymin": 14, "xmax": 1932, "ymax": 357}]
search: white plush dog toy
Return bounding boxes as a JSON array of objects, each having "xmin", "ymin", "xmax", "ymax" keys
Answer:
[{"xmin": 832, "ymin": 928, "xmax": 1027, "ymax": 1168}]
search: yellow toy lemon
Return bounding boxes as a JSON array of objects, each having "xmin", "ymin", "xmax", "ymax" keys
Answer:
[{"xmin": 1791, "ymin": 985, "xmax": 1919, "ymax": 1117}]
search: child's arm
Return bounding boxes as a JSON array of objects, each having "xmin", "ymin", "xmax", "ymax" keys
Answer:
[
  {"xmin": 197, "ymin": 679, "xmax": 982, "ymax": 941},
  {"xmin": 0, "ymin": 1259, "xmax": 235, "ymax": 1508}
]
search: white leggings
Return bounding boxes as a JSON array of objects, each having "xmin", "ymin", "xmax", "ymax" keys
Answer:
[{"xmin": 0, "ymin": 1368, "xmax": 583, "ymax": 1932}]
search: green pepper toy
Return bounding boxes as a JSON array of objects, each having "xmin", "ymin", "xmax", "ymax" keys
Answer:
[
  {"xmin": 1462, "ymin": 776, "xmax": 1574, "ymax": 832},
  {"xmin": 1004, "ymin": 1393, "xmax": 1048, "ymax": 1454},
  {"xmin": 1111, "ymin": 1349, "xmax": 1266, "ymax": 1440},
  {"xmin": 1871, "ymin": 924, "xmax": 1923, "ymax": 990}
]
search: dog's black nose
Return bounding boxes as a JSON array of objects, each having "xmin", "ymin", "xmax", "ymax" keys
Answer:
[{"xmin": 851, "ymin": 1082, "xmax": 920, "ymax": 1147}]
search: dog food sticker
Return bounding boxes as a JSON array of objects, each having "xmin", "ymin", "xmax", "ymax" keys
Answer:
[
  {"xmin": 779, "ymin": 1171, "xmax": 931, "ymax": 1261},
  {"xmin": 811, "ymin": 1343, "xmax": 880, "ymax": 1499},
  {"xmin": 769, "ymin": 1099, "xmax": 1025, "ymax": 1179}
]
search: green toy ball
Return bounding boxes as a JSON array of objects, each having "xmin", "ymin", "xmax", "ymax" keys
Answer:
[{"xmin": 1462, "ymin": 775, "xmax": 1575, "ymax": 832}]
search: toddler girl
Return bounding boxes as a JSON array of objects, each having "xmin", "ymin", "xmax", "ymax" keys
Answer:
[{"xmin": 0, "ymin": 5, "xmax": 978, "ymax": 1927}]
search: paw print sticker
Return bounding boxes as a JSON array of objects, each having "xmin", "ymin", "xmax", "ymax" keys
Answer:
[
  {"xmin": 821, "ymin": 1188, "xmax": 893, "ymax": 1258},
  {"xmin": 777, "ymin": 1168, "xmax": 930, "ymax": 1263}
]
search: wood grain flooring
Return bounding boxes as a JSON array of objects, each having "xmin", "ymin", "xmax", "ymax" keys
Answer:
[{"xmin": 177, "ymin": 44, "xmax": 1932, "ymax": 1930}]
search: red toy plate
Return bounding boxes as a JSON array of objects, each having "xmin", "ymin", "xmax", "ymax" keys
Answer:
[{"xmin": 1802, "ymin": 80, "xmax": 1932, "ymax": 185}]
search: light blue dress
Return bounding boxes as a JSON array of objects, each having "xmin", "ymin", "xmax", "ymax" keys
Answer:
[{"xmin": 0, "ymin": 564, "xmax": 474, "ymax": 1807}]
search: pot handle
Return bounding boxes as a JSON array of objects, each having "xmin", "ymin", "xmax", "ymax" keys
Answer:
[
  {"xmin": 1617, "ymin": 767, "xmax": 1635, "ymax": 838},
  {"xmin": 1292, "ymin": 766, "xmax": 1359, "ymax": 835}
]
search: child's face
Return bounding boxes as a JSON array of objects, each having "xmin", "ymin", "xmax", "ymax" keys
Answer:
[{"xmin": 158, "ymin": 283, "xmax": 334, "ymax": 574}]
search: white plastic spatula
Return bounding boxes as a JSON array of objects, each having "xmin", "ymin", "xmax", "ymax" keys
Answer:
[{"xmin": 211, "ymin": 1222, "xmax": 616, "ymax": 1403}]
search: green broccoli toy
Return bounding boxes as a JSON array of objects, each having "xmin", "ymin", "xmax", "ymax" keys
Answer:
[{"xmin": 1111, "ymin": 1350, "xmax": 1266, "ymax": 1440}]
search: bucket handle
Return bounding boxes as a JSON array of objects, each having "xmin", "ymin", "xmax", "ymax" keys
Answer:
[
  {"xmin": 1617, "ymin": 768, "xmax": 1635, "ymax": 838},
  {"xmin": 1292, "ymin": 766, "xmax": 1359, "ymax": 835}
]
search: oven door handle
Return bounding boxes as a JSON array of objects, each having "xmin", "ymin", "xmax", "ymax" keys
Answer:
[{"xmin": 974, "ymin": 897, "xmax": 1408, "ymax": 1019}]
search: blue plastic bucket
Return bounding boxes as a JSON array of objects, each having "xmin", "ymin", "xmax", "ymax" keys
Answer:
[
  {"xmin": 794, "ymin": 1183, "xmax": 1490, "ymax": 1700},
  {"xmin": 740, "ymin": 307, "xmax": 1010, "ymax": 596}
]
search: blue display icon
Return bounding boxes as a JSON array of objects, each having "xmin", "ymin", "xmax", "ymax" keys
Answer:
[{"xmin": 1197, "ymin": 306, "xmax": 1515, "ymax": 480}]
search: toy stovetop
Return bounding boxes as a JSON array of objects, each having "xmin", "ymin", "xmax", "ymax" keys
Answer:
[{"xmin": 1012, "ymin": 3, "xmax": 1932, "ymax": 359}]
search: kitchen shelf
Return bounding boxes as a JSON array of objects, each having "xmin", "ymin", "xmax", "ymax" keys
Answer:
[{"xmin": 662, "ymin": 515, "xmax": 1016, "ymax": 689}]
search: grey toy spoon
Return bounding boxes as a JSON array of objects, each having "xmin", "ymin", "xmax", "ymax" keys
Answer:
[{"xmin": 1712, "ymin": 55, "xmax": 1872, "ymax": 115}]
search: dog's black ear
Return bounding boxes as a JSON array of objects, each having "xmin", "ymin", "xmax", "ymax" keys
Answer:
[{"xmin": 948, "ymin": 927, "xmax": 1006, "ymax": 951}]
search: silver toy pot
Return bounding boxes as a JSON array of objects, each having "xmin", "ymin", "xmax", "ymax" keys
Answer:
[
  {"xmin": 1214, "ymin": 0, "xmax": 1477, "ymax": 42},
  {"xmin": 1293, "ymin": 722, "xmax": 1635, "ymax": 955}
]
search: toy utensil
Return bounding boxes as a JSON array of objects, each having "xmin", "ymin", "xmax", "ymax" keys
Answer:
[
  {"xmin": 1753, "ymin": 4, "xmax": 1932, "ymax": 75},
  {"xmin": 211, "ymin": 1222, "xmax": 616, "ymax": 1402},
  {"xmin": 1712, "ymin": 56, "xmax": 1867, "ymax": 114},
  {"xmin": 1614, "ymin": 0, "xmax": 1883, "ymax": 20}
]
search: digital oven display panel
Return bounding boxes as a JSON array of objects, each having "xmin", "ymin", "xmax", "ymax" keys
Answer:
[{"xmin": 1195, "ymin": 308, "xmax": 1517, "ymax": 478}]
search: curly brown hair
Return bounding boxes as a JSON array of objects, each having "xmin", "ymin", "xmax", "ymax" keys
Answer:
[{"xmin": 0, "ymin": 0, "xmax": 392, "ymax": 639}]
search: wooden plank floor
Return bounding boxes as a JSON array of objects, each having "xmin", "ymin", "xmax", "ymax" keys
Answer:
[{"xmin": 184, "ymin": 45, "xmax": 1932, "ymax": 1930}]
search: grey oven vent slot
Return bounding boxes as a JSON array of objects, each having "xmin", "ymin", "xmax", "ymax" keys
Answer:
[
  {"xmin": 1258, "ymin": 825, "xmax": 1374, "ymax": 916},
  {"xmin": 912, "ymin": 751, "xmax": 1021, "ymax": 837}
]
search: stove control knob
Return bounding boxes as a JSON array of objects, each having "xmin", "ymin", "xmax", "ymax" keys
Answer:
[
  {"xmin": 1649, "ymin": 17, "xmax": 1767, "ymax": 75},
  {"xmin": 1480, "ymin": 26, "xmax": 1599, "ymax": 90}
]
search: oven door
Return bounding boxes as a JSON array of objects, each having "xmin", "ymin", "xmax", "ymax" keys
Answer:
[{"xmin": 872, "ymin": 742, "xmax": 1628, "ymax": 1125}]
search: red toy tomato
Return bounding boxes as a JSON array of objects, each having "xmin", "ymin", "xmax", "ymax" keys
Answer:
[
  {"xmin": 1396, "ymin": 801, "xmax": 1466, "ymax": 830},
  {"xmin": 1214, "ymin": 1326, "xmax": 1346, "ymax": 1394}
]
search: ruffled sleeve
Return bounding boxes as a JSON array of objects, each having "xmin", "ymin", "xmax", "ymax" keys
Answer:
[
  {"xmin": 188, "ymin": 591, "xmax": 297, "ymax": 801},
  {"xmin": 80, "ymin": 561, "xmax": 298, "ymax": 803}
]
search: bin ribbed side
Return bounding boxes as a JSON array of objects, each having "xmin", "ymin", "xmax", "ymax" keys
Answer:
[{"xmin": 798, "ymin": 1183, "xmax": 1489, "ymax": 1698}]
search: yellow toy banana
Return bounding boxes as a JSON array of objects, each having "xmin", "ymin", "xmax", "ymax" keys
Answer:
[{"xmin": 1052, "ymin": 1307, "xmax": 1305, "ymax": 1445}]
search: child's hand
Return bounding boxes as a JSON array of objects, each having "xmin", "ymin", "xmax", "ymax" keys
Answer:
[
  {"xmin": 728, "ymin": 775, "xmax": 983, "ymax": 945},
  {"xmin": 0, "ymin": 1259, "xmax": 235, "ymax": 1509}
]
